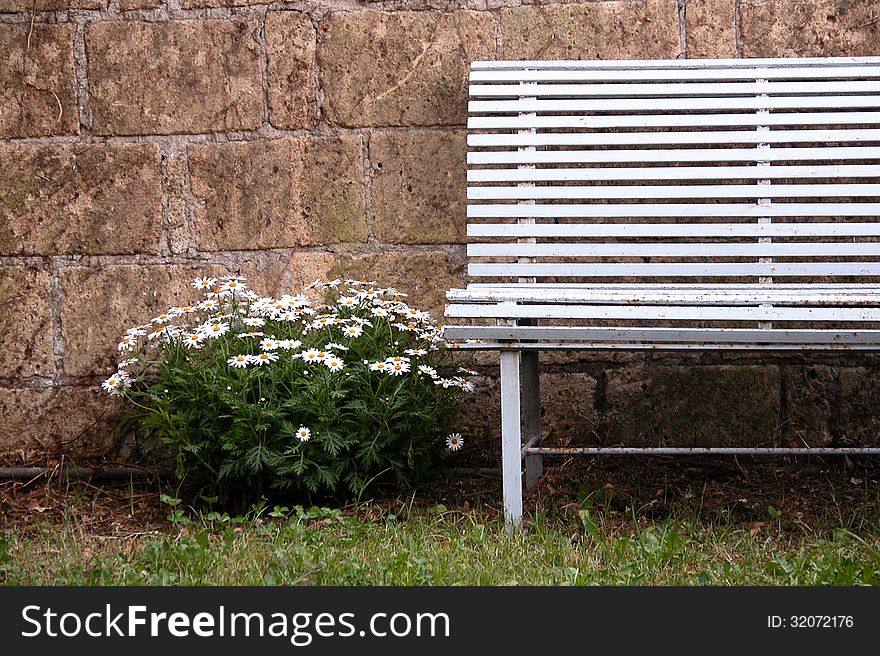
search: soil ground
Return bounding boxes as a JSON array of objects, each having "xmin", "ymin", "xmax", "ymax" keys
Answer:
[{"xmin": 3, "ymin": 456, "xmax": 879, "ymax": 536}]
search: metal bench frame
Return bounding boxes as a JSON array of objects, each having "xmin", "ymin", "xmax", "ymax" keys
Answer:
[{"xmin": 444, "ymin": 57, "xmax": 880, "ymax": 528}]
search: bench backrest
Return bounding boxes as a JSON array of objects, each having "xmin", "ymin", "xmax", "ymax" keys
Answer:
[{"xmin": 466, "ymin": 57, "xmax": 880, "ymax": 283}]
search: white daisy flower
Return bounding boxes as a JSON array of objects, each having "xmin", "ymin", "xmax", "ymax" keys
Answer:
[
  {"xmin": 325, "ymin": 342, "xmax": 348, "ymax": 351},
  {"xmin": 184, "ymin": 333, "xmax": 205, "ymax": 349},
  {"xmin": 386, "ymin": 362, "xmax": 410, "ymax": 376},
  {"xmin": 219, "ymin": 279, "xmax": 247, "ymax": 294},
  {"xmin": 117, "ymin": 336, "xmax": 136, "ymax": 352},
  {"xmin": 342, "ymin": 325, "xmax": 363, "ymax": 339},
  {"xmin": 405, "ymin": 348, "xmax": 428, "ymax": 357},
  {"xmin": 350, "ymin": 317, "xmax": 373, "ymax": 327},
  {"xmin": 324, "ymin": 357, "xmax": 344, "ymax": 372},
  {"xmin": 446, "ymin": 433, "xmax": 464, "ymax": 451},
  {"xmin": 300, "ymin": 348, "xmax": 323, "ymax": 363},
  {"xmin": 117, "ymin": 357, "xmax": 139, "ymax": 368},
  {"xmin": 198, "ymin": 299, "xmax": 220, "ymax": 311},
  {"xmin": 147, "ymin": 325, "xmax": 169, "ymax": 341},
  {"xmin": 458, "ymin": 367, "xmax": 479, "ymax": 376},
  {"xmin": 418, "ymin": 364, "xmax": 439, "ymax": 378},
  {"xmin": 311, "ymin": 315, "xmax": 338, "ymax": 328},
  {"xmin": 369, "ymin": 361, "xmax": 389, "ymax": 372},
  {"xmin": 252, "ymin": 352, "xmax": 278, "ymax": 366},
  {"xmin": 392, "ymin": 322, "xmax": 417, "ymax": 332},
  {"xmin": 124, "ymin": 326, "xmax": 148, "ymax": 337},
  {"xmin": 435, "ymin": 378, "xmax": 455, "ymax": 388},
  {"xmin": 199, "ymin": 322, "xmax": 229, "ymax": 339},
  {"xmin": 370, "ymin": 307, "xmax": 389, "ymax": 318},
  {"xmin": 259, "ymin": 338, "xmax": 280, "ymax": 351},
  {"xmin": 238, "ymin": 331, "xmax": 264, "ymax": 339},
  {"xmin": 242, "ymin": 317, "xmax": 265, "ymax": 328},
  {"xmin": 151, "ymin": 312, "xmax": 174, "ymax": 324},
  {"xmin": 296, "ymin": 426, "xmax": 311, "ymax": 442},
  {"xmin": 385, "ymin": 356, "xmax": 410, "ymax": 365},
  {"xmin": 337, "ymin": 296, "xmax": 359, "ymax": 308},
  {"xmin": 227, "ymin": 354, "xmax": 250, "ymax": 368},
  {"xmin": 192, "ymin": 277, "xmax": 217, "ymax": 290},
  {"xmin": 101, "ymin": 372, "xmax": 130, "ymax": 396},
  {"xmin": 357, "ymin": 288, "xmax": 381, "ymax": 300}
]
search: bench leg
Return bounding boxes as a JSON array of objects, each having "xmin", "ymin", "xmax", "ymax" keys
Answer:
[
  {"xmin": 500, "ymin": 350, "xmax": 523, "ymax": 531},
  {"xmin": 521, "ymin": 350, "xmax": 543, "ymax": 490}
]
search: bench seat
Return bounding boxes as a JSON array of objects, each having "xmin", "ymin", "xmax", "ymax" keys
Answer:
[{"xmin": 444, "ymin": 56, "xmax": 880, "ymax": 527}]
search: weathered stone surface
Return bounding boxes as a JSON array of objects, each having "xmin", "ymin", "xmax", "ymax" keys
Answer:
[
  {"xmin": 319, "ymin": 10, "xmax": 495, "ymax": 127},
  {"xmin": 0, "ymin": 387, "xmax": 126, "ymax": 458},
  {"xmin": 164, "ymin": 150, "xmax": 191, "ymax": 255},
  {"xmin": 0, "ymin": 143, "xmax": 163, "ymax": 256},
  {"xmin": 179, "ymin": 0, "xmax": 261, "ymax": 6},
  {"xmin": 782, "ymin": 365, "xmax": 835, "ymax": 447},
  {"xmin": 371, "ymin": 130, "xmax": 466, "ymax": 244},
  {"xmin": 86, "ymin": 20, "xmax": 263, "ymax": 136},
  {"xmin": 0, "ymin": 23, "xmax": 78, "ymax": 138},
  {"xmin": 835, "ymin": 367, "xmax": 880, "ymax": 446},
  {"xmin": 238, "ymin": 251, "xmax": 339, "ymax": 298},
  {"xmin": 0, "ymin": 0, "xmax": 104, "ymax": 10},
  {"xmin": 0, "ymin": 267, "xmax": 54, "ymax": 379},
  {"xmin": 452, "ymin": 372, "xmax": 599, "ymax": 452},
  {"xmin": 741, "ymin": 0, "xmax": 880, "ymax": 57},
  {"xmin": 189, "ymin": 136, "xmax": 367, "ymax": 251},
  {"xmin": 603, "ymin": 365, "xmax": 781, "ymax": 447},
  {"xmin": 60, "ymin": 264, "xmax": 230, "ymax": 377},
  {"xmin": 686, "ymin": 0, "xmax": 736, "ymax": 58},
  {"xmin": 118, "ymin": 0, "xmax": 163, "ymax": 10},
  {"xmin": 328, "ymin": 249, "xmax": 466, "ymax": 320},
  {"xmin": 501, "ymin": 1, "xmax": 680, "ymax": 60},
  {"xmin": 266, "ymin": 10, "xmax": 318, "ymax": 130}
]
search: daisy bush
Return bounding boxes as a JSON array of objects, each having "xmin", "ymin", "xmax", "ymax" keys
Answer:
[{"xmin": 103, "ymin": 275, "xmax": 475, "ymax": 500}]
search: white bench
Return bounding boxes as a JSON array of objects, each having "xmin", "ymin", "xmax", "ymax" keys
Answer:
[{"xmin": 443, "ymin": 56, "xmax": 880, "ymax": 528}]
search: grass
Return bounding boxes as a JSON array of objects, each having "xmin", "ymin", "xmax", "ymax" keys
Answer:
[{"xmin": 3, "ymin": 489, "xmax": 880, "ymax": 585}]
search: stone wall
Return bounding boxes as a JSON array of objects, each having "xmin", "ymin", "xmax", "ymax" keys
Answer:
[{"xmin": 3, "ymin": 0, "xmax": 880, "ymax": 459}]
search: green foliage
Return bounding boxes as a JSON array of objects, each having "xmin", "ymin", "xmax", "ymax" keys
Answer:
[{"xmin": 105, "ymin": 277, "xmax": 473, "ymax": 502}]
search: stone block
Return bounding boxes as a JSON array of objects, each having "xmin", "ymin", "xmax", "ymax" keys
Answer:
[
  {"xmin": 0, "ymin": 143, "xmax": 162, "ymax": 256},
  {"xmin": 0, "ymin": 23, "xmax": 78, "ymax": 138},
  {"xmin": 370, "ymin": 129, "xmax": 467, "ymax": 244},
  {"xmin": 318, "ymin": 10, "xmax": 495, "ymax": 126},
  {"xmin": 602, "ymin": 365, "xmax": 781, "ymax": 447},
  {"xmin": 189, "ymin": 136, "xmax": 367, "ymax": 251},
  {"xmin": 87, "ymin": 20, "xmax": 263, "ymax": 135},
  {"xmin": 500, "ymin": 1, "xmax": 680, "ymax": 60},
  {"xmin": 0, "ymin": 266, "xmax": 54, "ymax": 379}
]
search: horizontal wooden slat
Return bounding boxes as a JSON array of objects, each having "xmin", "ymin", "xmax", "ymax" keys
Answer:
[
  {"xmin": 472, "ymin": 57, "xmax": 880, "ymax": 71},
  {"xmin": 468, "ymin": 129, "xmax": 880, "ymax": 148},
  {"xmin": 468, "ymin": 146, "xmax": 880, "ymax": 165},
  {"xmin": 446, "ymin": 303, "xmax": 880, "ymax": 321},
  {"xmin": 467, "ymin": 222, "xmax": 880, "ymax": 237},
  {"xmin": 468, "ymin": 262, "xmax": 880, "ymax": 277},
  {"xmin": 467, "ymin": 184, "xmax": 880, "ymax": 201},
  {"xmin": 467, "ymin": 203, "xmax": 880, "ymax": 218},
  {"xmin": 469, "ymin": 96, "xmax": 880, "ymax": 113},
  {"xmin": 467, "ymin": 165, "xmax": 880, "ymax": 183},
  {"xmin": 470, "ymin": 66, "xmax": 880, "ymax": 82},
  {"xmin": 470, "ymin": 81, "xmax": 880, "ymax": 97},
  {"xmin": 468, "ymin": 112, "xmax": 880, "ymax": 129},
  {"xmin": 441, "ymin": 324, "xmax": 880, "ymax": 345},
  {"xmin": 467, "ymin": 242, "xmax": 880, "ymax": 258},
  {"xmin": 447, "ymin": 286, "xmax": 880, "ymax": 306}
]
